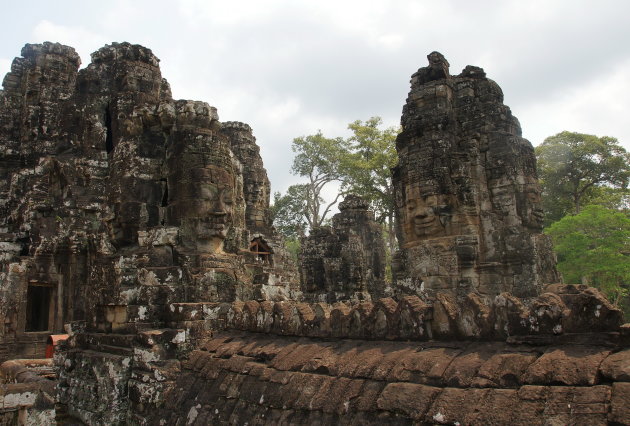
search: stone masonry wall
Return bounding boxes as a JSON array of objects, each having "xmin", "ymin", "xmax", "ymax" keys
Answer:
[
  {"xmin": 168, "ymin": 284, "xmax": 625, "ymax": 343},
  {"xmin": 142, "ymin": 331, "xmax": 630, "ymax": 425}
]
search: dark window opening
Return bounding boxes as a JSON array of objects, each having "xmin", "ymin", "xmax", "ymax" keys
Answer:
[
  {"xmin": 17, "ymin": 237, "xmax": 30, "ymax": 256},
  {"xmin": 25, "ymin": 285, "xmax": 53, "ymax": 332},
  {"xmin": 105, "ymin": 106, "xmax": 114, "ymax": 154},
  {"xmin": 250, "ymin": 238, "xmax": 273, "ymax": 265},
  {"xmin": 160, "ymin": 178, "xmax": 168, "ymax": 207}
]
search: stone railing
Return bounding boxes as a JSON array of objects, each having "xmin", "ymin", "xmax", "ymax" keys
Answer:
[{"xmin": 167, "ymin": 284, "xmax": 626, "ymax": 343}]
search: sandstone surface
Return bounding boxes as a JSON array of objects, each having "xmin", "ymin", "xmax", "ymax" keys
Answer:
[{"xmin": 0, "ymin": 43, "xmax": 627, "ymax": 425}]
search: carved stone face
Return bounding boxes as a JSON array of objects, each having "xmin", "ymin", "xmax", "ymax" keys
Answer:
[
  {"xmin": 188, "ymin": 165, "xmax": 235, "ymax": 242},
  {"xmin": 490, "ymin": 176, "xmax": 543, "ymax": 230},
  {"xmin": 404, "ymin": 187, "xmax": 455, "ymax": 240},
  {"xmin": 519, "ymin": 179, "xmax": 544, "ymax": 230},
  {"xmin": 490, "ymin": 182, "xmax": 516, "ymax": 216}
]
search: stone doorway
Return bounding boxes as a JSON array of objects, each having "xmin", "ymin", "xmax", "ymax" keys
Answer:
[
  {"xmin": 25, "ymin": 284, "xmax": 54, "ymax": 332},
  {"xmin": 249, "ymin": 237, "xmax": 273, "ymax": 265}
]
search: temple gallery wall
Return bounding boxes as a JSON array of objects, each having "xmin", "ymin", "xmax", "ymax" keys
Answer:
[{"xmin": 0, "ymin": 42, "xmax": 628, "ymax": 425}]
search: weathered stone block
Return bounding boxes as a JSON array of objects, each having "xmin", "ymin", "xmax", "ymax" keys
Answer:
[
  {"xmin": 600, "ymin": 349, "xmax": 630, "ymax": 382},
  {"xmin": 523, "ymin": 346, "xmax": 611, "ymax": 386},
  {"xmin": 377, "ymin": 383, "xmax": 440, "ymax": 419},
  {"xmin": 472, "ymin": 351, "xmax": 538, "ymax": 388},
  {"xmin": 610, "ymin": 382, "xmax": 630, "ymax": 424}
]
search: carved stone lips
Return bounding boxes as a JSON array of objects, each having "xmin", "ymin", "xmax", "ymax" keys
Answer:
[{"xmin": 413, "ymin": 217, "xmax": 436, "ymax": 234}]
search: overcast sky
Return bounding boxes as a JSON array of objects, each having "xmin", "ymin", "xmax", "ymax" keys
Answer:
[{"xmin": 1, "ymin": 0, "xmax": 629, "ymax": 197}]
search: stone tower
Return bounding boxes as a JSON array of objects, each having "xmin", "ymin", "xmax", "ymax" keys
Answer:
[
  {"xmin": 0, "ymin": 42, "xmax": 299, "ymax": 361},
  {"xmin": 392, "ymin": 52, "xmax": 560, "ymax": 300},
  {"xmin": 300, "ymin": 194, "xmax": 388, "ymax": 302}
]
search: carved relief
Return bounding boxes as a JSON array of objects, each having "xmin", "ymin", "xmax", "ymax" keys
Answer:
[{"xmin": 393, "ymin": 52, "xmax": 560, "ymax": 299}]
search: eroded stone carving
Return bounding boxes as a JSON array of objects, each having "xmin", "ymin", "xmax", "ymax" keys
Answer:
[
  {"xmin": 0, "ymin": 42, "xmax": 298, "ymax": 362},
  {"xmin": 392, "ymin": 51, "xmax": 560, "ymax": 300},
  {"xmin": 300, "ymin": 195, "xmax": 389, "ymax": 302}
]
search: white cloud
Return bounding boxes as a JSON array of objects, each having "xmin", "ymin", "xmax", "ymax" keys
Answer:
[
  {"xmin": 519, "ymin": 58, "xmax": 630, "ymax": 149},
  {"xmin": 177, "ymin": 0, "xmax": 283, "ymax": 28},
  {"xmin": 0, "ymin": 0, "xmax": 628, "ymax": 197},
  {"xmin": 261, "ymin": 96, "xmax": 301, "ymax": 123}
]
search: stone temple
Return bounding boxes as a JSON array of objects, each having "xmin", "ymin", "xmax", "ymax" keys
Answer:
[
  {"xmin": 392, "ymin": 51, "xmax": 560, "ymax": 300},
  {"xmin": 0, "ymin": 43, "xmax": 628, "ymax": 425}
]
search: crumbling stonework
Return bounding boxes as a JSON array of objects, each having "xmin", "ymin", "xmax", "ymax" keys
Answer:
[
  {"xmin": 165, "ymin": 283, "xmax": 625, "ymax": 343},
  {"xmin": 144, "ymin": 332, "xmax": 630, "ymax": 425},
  {"xmin": 0, "ymin": 42, "xmax": 298, "ymax": 362},
  {"xmin": 0, "ymin": 359, "xmax": 56, "ymax": 425},
  {"xmin": 392, "ymin": 51, "xmax": 560, "ymax": 300},
  {"xmin": 300, "ymin": 195, "xmax": 388, "ymax": 302},
  {"xmin": 0, "ymin": 42, "xmax": 627, "ymax": 425}
]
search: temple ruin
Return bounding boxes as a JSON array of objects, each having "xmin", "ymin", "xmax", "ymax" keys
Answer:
[
  {"xmin": 0, "ymin": 41, "xmax": 299, "ymax": 359},
  {"xmin": 392, "ymin": 51, "xmax": 560, "ymax": 300},
  {"xmin": 0, "ymin": 43, "xmax": 628, "ymax": 425},
  {"xmin": 300, "ymin": 194, "xmax": 389, "ymax": 303}
]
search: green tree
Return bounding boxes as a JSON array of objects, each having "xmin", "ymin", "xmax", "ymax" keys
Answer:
[
  {"xmin": 341, "ymin": 117, "xmax": 399, "ymax": 249},
  {"xmin": 272, "ymin": 132, "xmax": 349, "ymax": 235},
  {"xmin": 271, "ymin": 186, "xmax": 309, "ymax": 239},
  {"xmin": 546, "ymin": 205, "xmax": 630, "ymax": 315},
  {"xmin": 536, "ymin": 131, "xmax": 630, "ymax": 225},
  {"xmin": 272, "ymin": 118, "xmax": 400, "ymax": 253}
]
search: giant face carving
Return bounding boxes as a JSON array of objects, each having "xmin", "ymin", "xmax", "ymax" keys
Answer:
[
  {"xmin": 188, "ymin": 165, "xmax": 235, "ymax": 245},
  {"xmin": 490, "ymin": 176, "xmax": 544, "ymax": 230},
  {"xmin": 403, "ymin": 186, "xmax": 455, "ymax": 241},
  {"xmin": 518, "ymin": 177, "xmax": 544, "ymax": 230}
]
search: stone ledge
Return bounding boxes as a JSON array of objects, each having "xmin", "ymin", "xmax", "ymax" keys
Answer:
[{"xmin": 166, "ymin": 284, "xmax": 624, "ymax": 343}]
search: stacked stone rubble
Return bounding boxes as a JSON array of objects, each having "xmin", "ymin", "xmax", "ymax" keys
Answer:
[{"xmin": 0, "ymin": 359, "xmax": 56, "ymax": 424}]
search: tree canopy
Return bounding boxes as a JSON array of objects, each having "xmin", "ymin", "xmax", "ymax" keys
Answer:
[
  {"xmin": 546, "ymin": 205, "xmax": 630, "ymax": 315},
  {"xmin": 341, "ymin": 117, "xmax": 399, "ymax": 247},
  {"xmin": 272, "ymin": 118, "xmax": 399, "ymax": 240},
  {"xmin": 535, "ymin": 131, "xmax": 630, "ymax": 225},
  {"xmin": 271, "ymin": 185, "xmax": 309, "ymax": 239},
  {"xmin": 271, "ymin": 131, "xmax": 348, "ymax": 236}
]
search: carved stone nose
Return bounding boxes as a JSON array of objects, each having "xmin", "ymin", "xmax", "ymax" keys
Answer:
[{"xmin": 415, "ymin": 208, "xmax": 432, "ymax": 218}]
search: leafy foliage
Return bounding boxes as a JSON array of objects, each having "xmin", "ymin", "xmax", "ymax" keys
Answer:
[
  {"xmin": 341, "ymin": 117, "xmax": 399, "ymax": 248},
  {"xmin": 272, "ymin": 119, "xmax": 400, "ymax": 240},
  {"xmin": 546, "ymin": 205, "xmax": 630, "ymax": 315},
  {"xmin": 290, "ymin": 131, "xmax": 349, "ymax": 229},
  {"xmin": 271, "ymin": 186, "xmax": 309, "ymax": 239},
  {"xmin": 536, "ymin": 131, "xmax": 630, "ymax": 225},
  {"xmin": 341, "ymin": 117, "xmax": 399, "ymax": 220}
]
